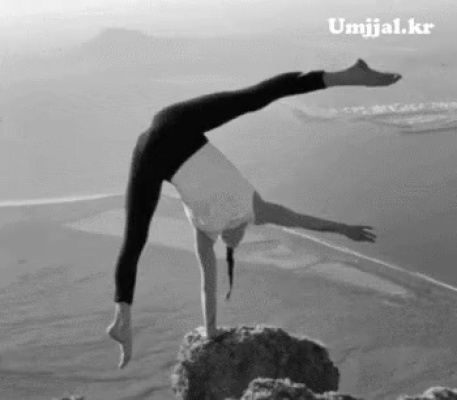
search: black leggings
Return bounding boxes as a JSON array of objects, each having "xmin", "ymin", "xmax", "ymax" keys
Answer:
[{"xmin": 114, "ymin": 70, "xmax": 326, "ymax": 305}]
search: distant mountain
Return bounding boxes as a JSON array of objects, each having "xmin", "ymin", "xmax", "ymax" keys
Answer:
[{"xmin": 2, "ymin": 28, "xmax": 321, "ymax": 84}]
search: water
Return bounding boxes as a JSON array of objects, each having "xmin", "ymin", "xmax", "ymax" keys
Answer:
[{"xmin": 273, "ymin": 97, "xmax": 457, "ymax": 290}]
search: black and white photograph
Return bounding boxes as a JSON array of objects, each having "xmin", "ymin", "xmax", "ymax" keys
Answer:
[{"xmin": 1, "ymin": 1, "xmax": 456, "ymax": 399}]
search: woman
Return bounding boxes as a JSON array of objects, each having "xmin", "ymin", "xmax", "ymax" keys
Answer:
[{"xmin": 107, "ymin": 59, "xmax": 402, "ymax": 369}]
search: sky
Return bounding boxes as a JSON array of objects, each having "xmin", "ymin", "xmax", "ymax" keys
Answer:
[
  {"xmin": 0, "ymin": 0, "xmax": 452, "ymax": 17},
  {"xmin": 0, "ymin": 0, "xmax": 453, "ymax": 55},
  {"xmin": 0, "ymin": 0, "xmax": 405, "ymax": 18},
  {"xmin": 0, "ymin": 0, "xmax": 123, "ymax": 16},
  {"xmin": 0, "ymin": 0, "xmax": 266, "ymax": 17},
  {"xmin": 0, "ymin": 0, "xmax": 327, "ymax": 53}
]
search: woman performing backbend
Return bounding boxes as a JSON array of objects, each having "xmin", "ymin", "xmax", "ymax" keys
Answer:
[{"xmin": 107, "ymin": 59, "xmax": 402, "ymax": 369}]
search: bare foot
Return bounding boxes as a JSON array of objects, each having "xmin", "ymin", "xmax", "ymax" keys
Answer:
[
  {"xmin": 344, "ymin": 58, "xmax": 402, "ymax": 86},
  {"xmin": 107, "ymin": 318, "xmax": 133, "ymax": 369}
]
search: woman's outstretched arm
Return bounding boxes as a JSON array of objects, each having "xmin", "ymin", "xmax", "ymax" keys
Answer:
[{"xmin": 253, "ymin": 191, "xmax": 376, "ymax": 243}]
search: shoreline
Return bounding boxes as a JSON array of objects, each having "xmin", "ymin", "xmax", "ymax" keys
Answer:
[
  {"xmin": 0, "ymin": 193, "xmax": 122, "ymax": 208},
  {"xmin": 0, "ymin": 182, "xmax": 181, "ymax": 209},
  {"xmin": 279, "ymin": 225, "xmax": 457, "ymax": 295},
  {"xmin": 2, "ymin": 191, "xmax": 457, "ymax": 301}
]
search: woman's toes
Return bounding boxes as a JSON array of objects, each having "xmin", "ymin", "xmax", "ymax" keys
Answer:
[{"xmin": 384, "ymin": 73, "xmax": 402, "ymax": 85}]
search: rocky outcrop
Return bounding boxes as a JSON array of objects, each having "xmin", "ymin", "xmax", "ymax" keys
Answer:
[
  {"xmin": 240, "ymin": 377, "xmax": 359, "ymax": 400},
  {"xmin": 171, "ymin": 324, "xmax": 457, "ymax": 400},
  {"xmin": 171, "ymin": 324, "xmax": 340, "ymax": 400}
]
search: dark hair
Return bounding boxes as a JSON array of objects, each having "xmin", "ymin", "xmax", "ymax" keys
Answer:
[{"xmin": 225, "ymin": 246, "xmax": 235, "ymax": 301}]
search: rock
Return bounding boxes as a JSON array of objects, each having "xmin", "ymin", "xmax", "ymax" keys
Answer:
[
  {"xmin": 240, "ymin": 377, "xmax": 361, "ymax": 400},
  {"xmin": 398, "ymin": 387, "xmax": 457, "ymax": 400},
  {"xmin": 171, "ymin": 324, "xmax": 339, "ymax": 400}
]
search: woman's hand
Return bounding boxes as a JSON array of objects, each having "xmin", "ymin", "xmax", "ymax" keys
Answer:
[
  {"xmin": 196, "ymin": 326, "xmax": 226, "ymax": 340},
  {"xmin": 208, "ymin": 327, "xmax": 226, "ymax": 340},
  {"xmin": 339, "ymin": 223, "xmax": 377, "ymax": 243}
]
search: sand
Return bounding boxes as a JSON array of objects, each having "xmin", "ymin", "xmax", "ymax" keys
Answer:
[{"xmin": 1, "ymin": 194, "xmax": 457, "ymax": 400}]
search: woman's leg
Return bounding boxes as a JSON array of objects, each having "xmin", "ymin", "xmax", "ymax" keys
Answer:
[
  {"xmin": 153, "ymin": 59, "xmax": 401, "ymax": 139},
  {"xmin": 153, "ymin": 70, "xmax": 327, "ymax": 136},
  {"xmin": 153, "ymin": 70, "xmax": 327, "ymax": 182},
  {"xmin": 108, "ymin": 133, "xmax": 164, "ymax": 369},
  {"xmin": 114, "ymin": 132, "xmax": 163, "ymax": 305},
  {"xmin": 154, "ymin": 60, "xmax": 401, "ymax": 182}
]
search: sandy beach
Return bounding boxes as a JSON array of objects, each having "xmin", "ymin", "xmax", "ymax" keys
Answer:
[{"xmin": 1, "ymin": 194, "xmax": 457, "ymax": 400}]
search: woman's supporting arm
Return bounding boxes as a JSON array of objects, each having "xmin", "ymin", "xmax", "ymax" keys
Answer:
[{"xmin": 195, "ymin": 228, "xmax": 219, "ymax": 338}]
